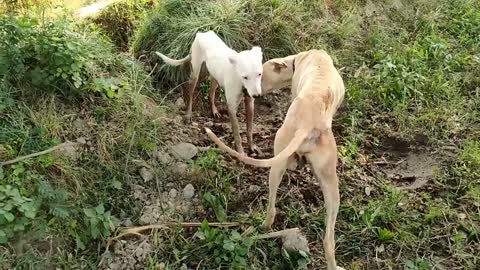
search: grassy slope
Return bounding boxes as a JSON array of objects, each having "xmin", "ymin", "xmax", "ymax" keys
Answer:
[{"xmin": 1, "ymin": 0, "xmax": 479, "ymax": 269}]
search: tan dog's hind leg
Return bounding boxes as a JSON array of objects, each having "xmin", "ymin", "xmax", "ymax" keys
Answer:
[
  {"xmin": 306, "ymin": 133, "xmax": 340, "ymax": 270},
  {"xmin": 261, "ymin": 127, "xmax": 291, "ymax": 229},
  {"xmin": 209, "ymin": 78, "xmax": 221, "ymax": 118}
]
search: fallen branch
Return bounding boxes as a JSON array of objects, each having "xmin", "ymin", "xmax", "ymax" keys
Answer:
[
  {"xmin": 1, "ymin": 138, "xmax": 85, "ymax": 166},
  {"xmin": 110, "ymin": 221, "xmax": 241, "ymax": 241},
  {"xmin": 256, "ymin": 228, "xmax": 300, "ymax": 240}
]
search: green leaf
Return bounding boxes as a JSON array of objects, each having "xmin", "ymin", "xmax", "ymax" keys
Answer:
[
  {"xmin": 112, "ymin": 180, "xmax": 122, "ymax": 189},
  {"xmin": 95, "ymin": 204, "xmax": 105, "ymax": 214},
  {"xmin": 4, "ymin": 212, "xmax": 14, "ymax": 222},
  {"xmin": 75, "ymin": 236, "xmax": 85, "ymax": 250},
  {"xmin": 13, "ymin": 222, "xmax": 25, "ymax": 231},
  {"xmin": 84, "ymin": 208, "xmax": 96, "ymax": 218},
  {"xmin": 223, "ymin": 239, "xmax": 235, "ymax": 251},
  {"xmin": 0, "ymin": 230, "xmax": 7, "ymax": 244},
  {"xmin": 106, "ymin": 89, "xmax": 116, "ymax": 98},
  {"xmin": 195, "ymin": 230, "xmax": 206, "ymax": 240}
]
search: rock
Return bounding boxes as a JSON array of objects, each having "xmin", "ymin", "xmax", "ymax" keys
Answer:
[
  {"xmin": 183, "ymin": 184, "xmax": 195, "ymax": 200},
  {"xmin": 139, "ymin": 167, "xmax": 154, "ymax": 182},
  {"xmin": 172, "ymin": 162, "xmax": 189, "ymax": 175},
  {"xmin": 179, "ymin": 264, "xmax": 188, "ymax": 270},
  {"xmin": 73, "ymin": 118, "xmax": 86, "ymax": 131},
  {"xmin": 175, "ymin": 97, "xmax": 185, "ymax": 109},
  {"xmin": 169, "ymin": 143, "xmax": 198, "ymax": 160},
  {"xmin": 122, "ymin": 218, "xmax": 133, "ymax": 227},
  {"xmin": 169, "ymin": 188, "xmax": 178, "ymax": 199},
  {"xmin": 282, "ymin": 231, "xmax": 309, "ymax": 254},
  {"xmin": 154, "ymin": 150, "xmax": 173, "ymax": 165},
  {"xmin": 248, "ymin": 185, "xmax": 261, "ymax": 193}
]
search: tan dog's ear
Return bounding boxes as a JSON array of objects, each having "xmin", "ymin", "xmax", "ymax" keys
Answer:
[{"xmin": 272, "ymin": 60, "xmax": 288, "ymax": 72}]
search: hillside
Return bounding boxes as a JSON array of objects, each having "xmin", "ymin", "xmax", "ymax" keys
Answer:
[{"xmin": 0, "ymin": 0, "xmax": 479, "ymax": 269}]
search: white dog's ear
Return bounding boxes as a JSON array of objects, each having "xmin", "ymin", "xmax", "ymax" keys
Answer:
[
  {"xmin": 228, "ymin": 54, "xmax": 237, "ymax": 65},
  {"xmin": 251, "ymin": 46, "xmax": 262, "ymax": 58}
]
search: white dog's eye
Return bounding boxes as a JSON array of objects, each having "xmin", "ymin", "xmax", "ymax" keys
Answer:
[
  {"xmin": 243, "ymin": 76, "xmax": 248, "ymax": 80},
  {"xmin": 258, "ymin": 73, "xmax": 262, "ymax": 77}
]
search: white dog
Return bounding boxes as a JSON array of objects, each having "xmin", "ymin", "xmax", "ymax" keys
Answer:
[{"xmin": 156, "ymin": 31, "xmax": 263, "ymax": 154}]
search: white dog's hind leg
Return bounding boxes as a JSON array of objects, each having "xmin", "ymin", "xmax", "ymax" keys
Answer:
[
  {"xmin": 184, "ymin": 41, "xmax": 204, "ymax": 123},
  {"xmin": 209, "ymin": 78, "xmax": 221, "ymax": 118}
]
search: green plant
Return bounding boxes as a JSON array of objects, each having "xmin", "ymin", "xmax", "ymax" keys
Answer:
[
  {"xmin": 194, "ymin": 220, "xmax": 253, "ymax": 269},
  {"xmin": 0, "ymin": 184, "xmax": 38, "ymax": 243},
  {"xmin": 0, "ymin": 15, "xmax": 148, "ymax": 99},
  {"xmin": 83, "ymin": 204, "xmax": 115, "ymax": 240}
]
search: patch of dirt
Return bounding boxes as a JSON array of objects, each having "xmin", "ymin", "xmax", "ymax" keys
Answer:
[{"xmin": 382, "ymin": 152, "xmax": 440, "ymax": 190}]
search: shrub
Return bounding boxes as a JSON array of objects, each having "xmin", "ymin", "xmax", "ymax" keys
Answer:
[
  {"xmin": 0, "ymin": 16, "xmax": 151, "ymax": 99},
  {"xmin": 89, "ymin": 0, "xmax": 155, "ymax": 50}
]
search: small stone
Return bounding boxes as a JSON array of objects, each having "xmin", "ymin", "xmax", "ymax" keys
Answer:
[
  {"xmin": 139, "ymin": 167, "xmax": 154, "ymax": 182},
  {"xmin": 169, "ymin": 188, "xmax": 178, "ymax": 199},
  {"xmin": 179, "ymin": 264, "xmax": 188, "ymax": 270},
  {"xmin": 282, "ymin": 231, "xmax": 309, "ymax": 254},
  {"xmin": 183, "ymin": 184, "xmax": 195, "ymax": 200},
  {"xmin": 154, "ymin": 151, "xmax": 173, "ymax": 165},
  {"xmin": 122, "ymin": 218, "xmax": 133, "ymax": 227},
  {"xmin": 73, "ymin": 118, "xmax": 86, "ymax": 130},
  {"xmin": 172, "ymin": 162, "xmax": 189, "ymax": 175},
  {"xmin": 248, "ymin": 185, "xmax": 261, "ymax": 193},
  {"xmin": 365, "ymin": 186, "xmax": 373, "ymax": 196},
  {"xmin": 169, "ymin": 143, "xmax": 198, "ymax": 160},
  {"xmin": 175, "ymin": 97, "xmax": 185, "ymax": 109}
]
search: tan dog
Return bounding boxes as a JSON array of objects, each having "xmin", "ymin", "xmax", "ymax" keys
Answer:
[{"xmin": 206, "ymin": 49, "xmax": 345, "ymax": 270}]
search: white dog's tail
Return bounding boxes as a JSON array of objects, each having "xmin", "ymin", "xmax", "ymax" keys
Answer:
[
  {"xmin": 205, "ymin": 128, "xmax": 309, "ymax": 168},
  {"xmin": 155, "ymin": 52, "xmax": 191, "ymax": 66}
]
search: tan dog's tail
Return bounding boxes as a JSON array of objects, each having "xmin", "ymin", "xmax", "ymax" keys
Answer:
[
  {"xmin": 155, "ymin": 52, "xmax": 191, "ymax": 66},
  {"xmin": 205, "ymin": 128, "xmax": 309, "ymax": 168}
]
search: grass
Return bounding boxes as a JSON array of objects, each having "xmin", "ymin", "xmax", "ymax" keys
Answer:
[{"xmin": 1, "ymin": 0, "xmax": 479, "ymax": 269}]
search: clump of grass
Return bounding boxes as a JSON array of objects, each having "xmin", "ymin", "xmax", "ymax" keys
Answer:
[{"xmin": 89, "ymin": 0, "xmax": 155, "ymax": 50}]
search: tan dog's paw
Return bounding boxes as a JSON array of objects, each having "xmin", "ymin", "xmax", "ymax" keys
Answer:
[{"xmin": 336, "ymin": 267, "xmax": 346, "ymax": 270}]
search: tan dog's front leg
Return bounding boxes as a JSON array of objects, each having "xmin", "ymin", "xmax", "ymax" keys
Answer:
[
  {"xmin": 244, "ymin": 95, "xmax": 260, "ymax": 153},
  {"xmin": 227, "ymin": 107, "xmax": 244, "ymax": 155}
]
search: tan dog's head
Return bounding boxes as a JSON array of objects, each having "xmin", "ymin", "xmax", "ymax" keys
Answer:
[{"xmin": 260, "ymin": 55, "xmax": 296, "ymax": 94}]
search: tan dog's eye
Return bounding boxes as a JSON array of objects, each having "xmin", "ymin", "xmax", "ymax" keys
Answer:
[{"xmin": 243, "ymin": 76, "xmax": 248, "ymax": 80}]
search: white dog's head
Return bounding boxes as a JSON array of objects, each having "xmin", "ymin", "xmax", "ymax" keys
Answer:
[
  {"xmin": 229, "ymin": 47, "xmax": 263, "ymax": 97},
  {"xmin": 260, "ymin": 54, "xmax": 296, "ymax": 94}
]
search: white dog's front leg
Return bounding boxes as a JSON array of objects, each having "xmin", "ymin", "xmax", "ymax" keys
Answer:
[{"xmin": 225, "ymin": 86, "xmax": 244, "ymax": 155}]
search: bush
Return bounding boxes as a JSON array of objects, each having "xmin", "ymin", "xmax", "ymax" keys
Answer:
[
  {"xmin": 89, "ymin": 0, "xmax": 154, "ymax": 51},
  {"xmin": 0, "ymin": 16, "xmax": 150, "ymax": 99}
]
